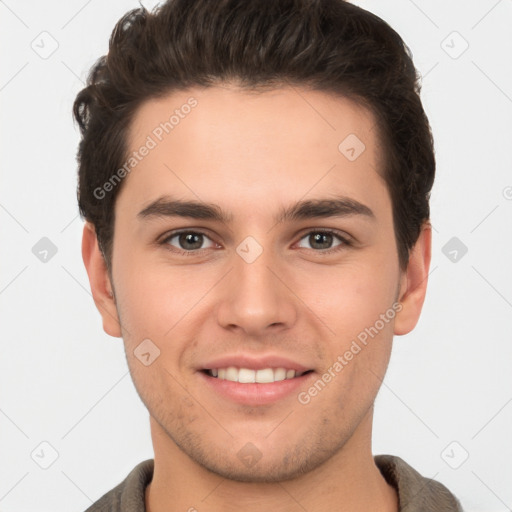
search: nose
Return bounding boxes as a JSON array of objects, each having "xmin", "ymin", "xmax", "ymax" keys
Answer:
[{"xmin": 215, "ymin": 244, "xmax": 298, "ymax": 337}]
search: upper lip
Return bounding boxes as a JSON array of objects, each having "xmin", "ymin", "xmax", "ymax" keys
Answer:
[{"xmin": 199, "ymin": 354, "xmax": 312, "ymax": 372}]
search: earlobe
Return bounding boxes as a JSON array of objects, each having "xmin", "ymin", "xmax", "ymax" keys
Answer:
[
  {"xmin": 81, "ymin": 222, "xmax": 122, "ymax": 338},
  {"xmin": 394, "ymin": 223, "xmax": 432, "ymax": 336}
]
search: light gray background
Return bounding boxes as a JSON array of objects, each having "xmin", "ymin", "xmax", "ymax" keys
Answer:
[{"xmin": 1, "ymin": 1, "xmax": 511, "ymax": 511}]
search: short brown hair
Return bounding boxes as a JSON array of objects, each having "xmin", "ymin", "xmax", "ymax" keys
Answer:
[{"xmin": 73, "ymin": 0, "xmax": 435, "ymax": 272}]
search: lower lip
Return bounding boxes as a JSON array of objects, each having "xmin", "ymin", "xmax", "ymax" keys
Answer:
[{"xmin": 199, "ymin": 371, "xmax": 315, "ymax": 406}]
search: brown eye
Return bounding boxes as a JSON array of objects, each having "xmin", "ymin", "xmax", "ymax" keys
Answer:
[
  {"xmin": 309, "ymin": 232, "xmax": 334, "ymax": 250},
  {"xmin": 297, "ymin": 230, "xmax": 349, "ymax": 251},
  {"xmin": 163, "ymin": 231, "xmax": 216, "ymax": 252}
]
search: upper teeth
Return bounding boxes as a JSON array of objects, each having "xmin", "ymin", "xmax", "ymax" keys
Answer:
[{"xmin": 209, "ymin": 367, "xmax": 301, "ymax": 383}]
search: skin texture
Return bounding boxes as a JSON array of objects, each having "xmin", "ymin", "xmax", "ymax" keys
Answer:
[{"xmin": 82, "ymin": 85, "xmax": 431, "ymax": 511}]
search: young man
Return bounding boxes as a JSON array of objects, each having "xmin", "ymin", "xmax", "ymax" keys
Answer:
[{"xmin": 75, "ymin": 0, "xmax": 462, "ymax": 510}]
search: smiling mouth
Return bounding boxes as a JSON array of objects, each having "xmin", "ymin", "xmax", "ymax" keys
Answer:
[{"xmin": 202, "ymin": 367, "xmax": 314, "ymax": 383}]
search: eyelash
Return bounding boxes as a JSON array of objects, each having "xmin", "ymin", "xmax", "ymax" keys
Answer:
[{"xmin": 158, "ymin": 229, "xmax": 352, "ymax": 256}]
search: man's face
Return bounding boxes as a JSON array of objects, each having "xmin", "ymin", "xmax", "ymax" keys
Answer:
[{"xmin": 106, "ymin": 85, "xmax": 406, "ymax": 481}]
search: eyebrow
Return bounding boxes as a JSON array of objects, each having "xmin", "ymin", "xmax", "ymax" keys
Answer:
[{"xmin": 137, "ymin": 196, "xmax": 375, "ymax": 224}]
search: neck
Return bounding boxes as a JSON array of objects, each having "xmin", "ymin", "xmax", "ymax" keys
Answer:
[{"xmin": 145, "ymin": 409, "xmax": 398, "ymax": 512}]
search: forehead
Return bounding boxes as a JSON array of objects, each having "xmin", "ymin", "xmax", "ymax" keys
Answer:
[{"xmin": 119, "ymin": 85, "xmax": 388, "ymax": 220}]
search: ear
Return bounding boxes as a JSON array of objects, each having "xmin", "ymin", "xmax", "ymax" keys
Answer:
[
  {"xmin": 81, "ymin": 222, "xmax": 122, "ymax": 338},
  {"xmin": 394, "ymin": 223, "xmax": 432, "ymax": 336}
]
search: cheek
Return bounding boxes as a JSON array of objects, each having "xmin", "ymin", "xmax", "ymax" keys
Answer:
[
  {"xmin": 115, "ymin": 262, "xmax": 200, "ymax": 334},
  {"xmin": 113, "ymin": 260, "xmax": 221, "ymax": 375},
  {"xmin": 295, "ymin": 257, "xmax": 399, "ymax": 337}
]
